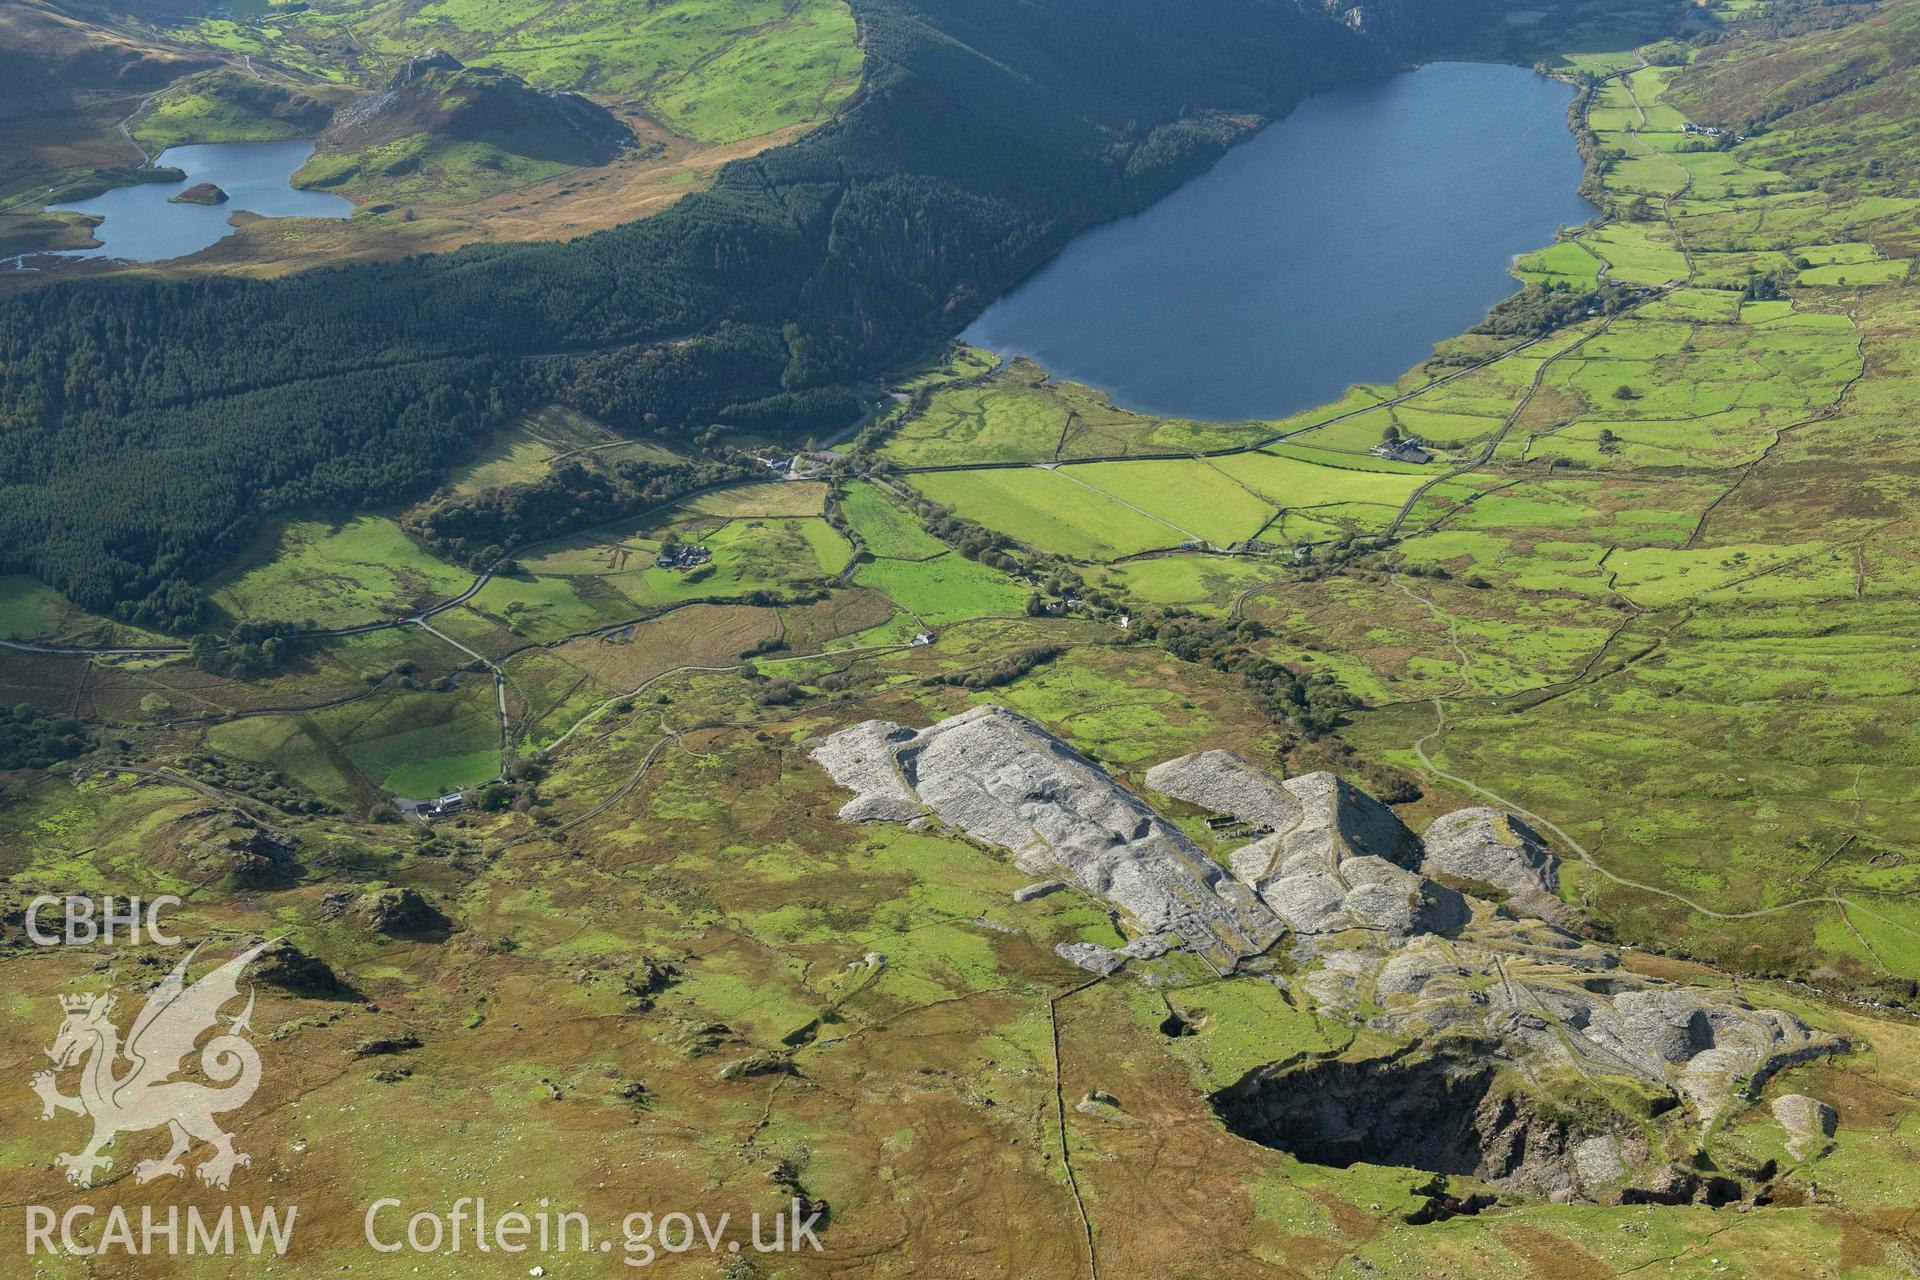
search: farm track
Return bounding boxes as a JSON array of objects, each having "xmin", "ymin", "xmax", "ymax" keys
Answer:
[
  {"xmin": 540, "ymin": 636, "xmax": 914, "ymax": 755},
  {"xmin": 893, "ymin": 333, "xmax": 1556, "ymax": 478},
  {"xmin": 1383, "ymin": 314, "xmax": 1617, "ymax": 539},
  {"xmin": 1391, "ymin": 574, "xmax": 1920, "ymax": 945}
]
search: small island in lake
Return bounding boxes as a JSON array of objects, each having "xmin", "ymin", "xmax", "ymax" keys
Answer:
[{"xmin": 168, "ymin": 182, "xmax": 230, "ymax": 206}]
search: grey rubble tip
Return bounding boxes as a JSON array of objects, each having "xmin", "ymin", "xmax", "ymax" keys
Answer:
[
  {"xmin": 1149, "ymin": 754, "xmax": 1437, "ymax": 938},
  {"xmin": 811, "ymin": 712, "xmax": 1846, "ymax": 1185},
  {"xmin": 1771, "ymin": 1093, "xmax": 1837, "ymax": 1159},
  {"xmin": 808, "ymin": 706, "xmax": 1282, "ymax": 975},
  {"xmin": 1419, "ymin": 806, "xmax": 1562, "ymax": 912},
  {"xmin": 1055, "ymin": 941, "xmax": 1124, "ymax": 976}
]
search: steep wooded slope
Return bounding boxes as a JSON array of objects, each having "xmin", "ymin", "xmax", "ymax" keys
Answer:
[{"xmin": 0, "ymin": 0, "xmax": 1500, "ymax": 624}]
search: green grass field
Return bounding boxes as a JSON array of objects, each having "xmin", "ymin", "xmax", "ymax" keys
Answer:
[
  {"xmin": 853, "ymin": 553, "xmax": 1029, "ymax": 627},
  {"xmin": 503, "ymin": 508, "xmax": 850, "ymax": 625},
  {"xmin": 1068, "ymin": 460, "xmax": 1277, "ymax": 547},
  {"xmin": 295, "ymin": 133, "xmax": 579, "ymax": 205},
  {"xmin": 1211, "ymin": 449, "xmax": 1428, "ymax": 527},
  {"xmin": 842, "ymin": 482, "xmax": 948, "ymax": 560},
  {"xmin": 173, "ymin": 0, "xmax": 863, "ymax": 145},
  {"xmin": 1097, "ymin": 555, "xmax": 1279, "ymax": 614},
  {"xmin": 878, "ymin": 356, "xmax": 1276, "ymax": 467},
  {"xmin": 319, "ymin": 681, "xmax": 501, "ymax": 797},
  {"xmin": 0, "ymin": 576, "xmax": 74, "ymax": 642},
  {"xmin": 910, "ymin": 468, "xmax": 1187, "ymax": 559},
  {"xmin": 208, "ymin": 516, "xmax": 472, "ymax": 628},
  {"xmin": 131, "ymin": 71, "xmax": 332, "ymax": 151}
]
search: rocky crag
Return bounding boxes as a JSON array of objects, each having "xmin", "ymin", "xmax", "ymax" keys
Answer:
[
  {"xmin": 811, "ymin": 707, "xmax": 1847, "ymax": 1203},
  {"xmin": 314, "ymin": 50, "xmax": 631, "ymax": 170}
]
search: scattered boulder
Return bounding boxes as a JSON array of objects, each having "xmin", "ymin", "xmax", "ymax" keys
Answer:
[
  {"xmin": 1076, "ymin": 1088, "xmax": 1135, "ymax": 1122},
  {"xmin": 1014, "ymin": 880, "xmax": 1064, "ymax": 903}
]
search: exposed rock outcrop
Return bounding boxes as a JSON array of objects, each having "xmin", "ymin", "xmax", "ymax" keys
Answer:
[
  {"xmin": 1317, "ymin": 0, "xmax": 1503, "ymax": 49},
  {"xmin": 1056, "ymin": 941, "xmax": 1124, "ymax": 976},
  {"xmin": 318, "ymin": 52, "xmax": 631, "ymax": 164},
  {"xmin": 1148, "ymin": 752, "xmax": 1438, "ymax": 939},
  {"xmin": 353, "ymin": 886, "xmax": 450, "ymax": 940},
  {"xmin": 254, "ymin": 941, "xmax": 353, "ymax": 998},
  {"xmin": 1145, "ymin": 749, "xmax": 1303, "ymax": 832},
  {"xmin": 1212, "ymin": 1037, "xmax": 1644, "ymax": 1201}
]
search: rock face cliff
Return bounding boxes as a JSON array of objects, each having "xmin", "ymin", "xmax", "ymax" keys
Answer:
[
  {"xmin": 811, "ymin": 709, "xmax": 1847, "ymax": 1204},
  {"xmin": 314, "ymin": 51, "xmax": 631, "ymax": 171},
  {"xmin": 1314, "ymin": 0, "xmax": 1505, "ymax": 50}
]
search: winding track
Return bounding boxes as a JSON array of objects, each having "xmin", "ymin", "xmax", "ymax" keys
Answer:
[{"xmin": 1390, "ymin": 575, "xmax": 1920, "ymax": 950}]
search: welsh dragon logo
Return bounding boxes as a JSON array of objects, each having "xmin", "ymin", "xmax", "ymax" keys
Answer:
[{"xmin": 31, "ymin": 939, "xmax": 272, "ymax": 1190}]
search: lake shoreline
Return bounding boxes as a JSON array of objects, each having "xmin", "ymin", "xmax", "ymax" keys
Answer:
[
  {"xmin": 961, "ymin": 61, "xmax": 1595, "ymax": 424},
  {"xmin": 45, "ymin": 138, "xmax": 355, "ymax": 265}
]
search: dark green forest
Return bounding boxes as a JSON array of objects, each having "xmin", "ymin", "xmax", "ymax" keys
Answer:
[{"xmin": 0, "ymin": 0, "xmax": 1502, "ymax": 628}]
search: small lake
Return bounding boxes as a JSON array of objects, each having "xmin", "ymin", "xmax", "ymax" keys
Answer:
[
  {"xmin": 962, "ymin": 62, "xmax": 1594, "ymax": 422},
  {"xmin": 49, "ymin": 139, "xmax": 353, "ymax": 263}
]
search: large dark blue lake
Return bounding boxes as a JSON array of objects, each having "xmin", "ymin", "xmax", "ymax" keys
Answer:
[{"xmin": 962, "ymin": 62, "xmax": 1593, "ymax": 422}]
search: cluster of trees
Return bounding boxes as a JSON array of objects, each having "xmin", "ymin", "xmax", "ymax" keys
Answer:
[
  {"xmin": 756, "ymin": 678, "xmax": 807, "ymax": 706},
  {"xmin": 1473, "ymin": 280, "xmax": 1641, "ymax": 338},
  {"xmin": 407, "ymin": 454, "xmax": 763, "ymax": 567},
  {"xmin": 176, "ymin": 753, "xmax": 332, "ymax": 816},
  {"xmin": 1126, "ymin": 611, "xmax": 1352, "ymax": 736},
  {"xmin": 0, "ymin": 703, "xmax": 89, "ymax": 770},
  {"xmin": 1565, "ymin": 73, "xmax": 1611, "ymax": 207},
  {"xmin": 1749, "ymin": 0, "xmax": 1880, "ymax": 38},
  {"xmin": 189, "ymin": 621, "xmax": 304, "ymax": 678},
  {"xmin": 476, "ymin": 756, "xmax": 549, "ymax": 819},
  {"xmin": 0, "ymin": 355, "xmax": 508, "ymax": 622},
  {"xmin": 0, "ymin": 0, "xmax": 1413, "ymax": 622},
  {"xmin": 868, "ymin": 477, "xmax": 1029, "ymax": 573},
  {"xmin": 938, "ymin": 645, "xmax": 1062, "ymax": 690}
]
